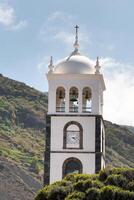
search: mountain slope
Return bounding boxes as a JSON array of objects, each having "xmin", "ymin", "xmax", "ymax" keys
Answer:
[
  {"xmin": 0, "ymin": 157, "xmax": 41, "ymax": 200},
  {"xmin": 0, "ymin": 74, "xmax": 134, "ymax": 199},
  {"xmin": 105, "ymin": 121, "xmax": 134, "ymax": 168},
  {"xmin": 0, "ymin": 74, "xmax": 47, "ymax": 199}
]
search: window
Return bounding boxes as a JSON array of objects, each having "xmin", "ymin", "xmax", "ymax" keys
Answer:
[
  {"xmin": 82, "ymin": 87, "xmax": 92, "ymax": 113},
  {"xmin": 69, "ymin": 87, "xmax": 78, "ymax": 112},
  {"xmin": 56, "ymin": 87, "xmax": 65, "ymax": 112},
  {"xmin": 62, "ymin": 157, "xmax": 82, "ymax": 178},
  {"xmin": 63, "ymin": 121, "xmax": 83, "ymax": 149}
]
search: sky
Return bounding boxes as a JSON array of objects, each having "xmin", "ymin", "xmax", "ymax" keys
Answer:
[{"xmin": 0, "ymin": 0, "xmax": 134, "ymax": 126}]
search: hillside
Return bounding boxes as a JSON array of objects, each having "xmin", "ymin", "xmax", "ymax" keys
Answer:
[
  {"xmin": 105, "ymin": 121, "xmax": 134, "ymax": 168},
  {"xmin": 0, "ymin": 157, "xmax": 41, "ymax": 200},
  {"xmin": 0, "ymin": 74, "xmax": 47, "ymax": 199},
  {"xmin": 0, "ymin": 74, "xmax": 134, "ymax": 199}
]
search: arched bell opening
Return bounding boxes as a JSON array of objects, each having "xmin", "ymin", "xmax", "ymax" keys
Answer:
[
  {"xmin": 62, "ymin": 157, "xmax": 83, "ymax": 178},
  {"xmin": 69, "ymin": 87, "xmax": 78, "ymax": 112},
  {"xmin": 56, "ymin": 87, "xmax": 65, "ymax": 112},
  {"xmin": 82, "ymin": 87, "xmax": 92, "ymax": 113}
]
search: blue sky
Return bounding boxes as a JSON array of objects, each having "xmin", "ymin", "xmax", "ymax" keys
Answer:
[{"xmin": 0, "ymin": 0, "xmax": 134, "ymax": 126}]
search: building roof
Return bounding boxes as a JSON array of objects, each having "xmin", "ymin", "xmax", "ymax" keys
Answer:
[{"xmin": 53, "ymin": 53, "xmax": 95, "ymax": 74}]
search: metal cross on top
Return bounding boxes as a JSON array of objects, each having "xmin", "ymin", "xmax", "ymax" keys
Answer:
[
  {"xmin": 75, "ymin": 25, "xmax": 79, "ymax": 35},
  {"xmin": 74, "ymin": 25, "xmax": 79, "ymax": 51},
  {"xmin": 75, "ymin": 25, "xmax": 79, "ymax": 41}
]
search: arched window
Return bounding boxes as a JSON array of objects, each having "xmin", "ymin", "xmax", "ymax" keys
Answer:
[
  {"xmin": 69, "ymin": 87, "xmax": 78, "ymax": 112},
  {"xmin": 62, "ymin": 157, "xmax": 82, "ymax": 178},
  {"xmin": 63, "ymin": 121, "xmax": 83, "ymax": 149},
  {"xmin": 82, "ymin": 87, "xmax": 92, "ymax": 113},
  {"xmin": 56, "ymin": 87, "xmax": 65, "ymax": 112}
]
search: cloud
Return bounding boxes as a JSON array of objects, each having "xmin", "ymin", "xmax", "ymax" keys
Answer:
[
  {"xmin": 100, "ymin": 57, "xmax": 134, "ymax": 126},
  {"xmin": 37, "ymin": 56, "xmax": 50, "ymax": 74},
  {"xmin": 40, "ymin": 11, "xmax": 91, "ymax": 51},
  {"xmin": 0, "ymin": 3, "xmax": 27, "ymax": 31}
]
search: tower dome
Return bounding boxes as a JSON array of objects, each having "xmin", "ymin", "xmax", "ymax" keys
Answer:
[
  {"xmin": 53, "ymin": 54, "xmax": 94, "ymax": 74},
  {"xmin": 51, "ymin": 25, "xmax": 95, "ymax": 74}
]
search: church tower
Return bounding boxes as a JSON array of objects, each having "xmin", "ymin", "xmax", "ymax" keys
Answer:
[{"xmin": 44, "ymin": 26, "xmax": 106, "ymax": 185}]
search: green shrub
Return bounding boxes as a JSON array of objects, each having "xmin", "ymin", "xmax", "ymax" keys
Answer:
[
  {"xmin": 35, "ymin": 168, "xmax": 134, "ymax": 200},
  {"xmin": 74, "ymin": 180, "xmax": 87, "ymax": 192},
  {"xmin": 52, "ymin": 180, "xmax": 72, "ymax": 188},
  {"xmin": 100, "ymin": 186, "xmax": 117, "ymax": 200},
  {"xmin": 115, "ymin": 189, "xmax": 134, "ymax": 200},
  {"xmin": 74, "ymin": 179, "xmax": 103, "ymax": 193},
  {"xmin": 85, "ymin": 188, "xmax": 100, "ymax": 200},
  {"xmin": 81, "ymin": 180, "xmax": 93, "ymax": 191},
  {"xmin": 35, "ymin": 181, "xmax": 72, "ymax": 200},
  {"xmin": 99, "ymin": 168, "xmax": 111, "ymax": 182},
  {"xmin": 35, "ymin": 188, "xmax": 48, "ymax": 200},
  {"xmin": 47, "ymin": 185, "xmax": 68, "ymax": 200},
  {"xmin": 65, "ymin": 191, "xmax": 85, "ymax": 200},
  {"xmin": 65, "ymin": 173, "xmax": 91, "ymax": 183},
  {"xmin": 91, "ymin": 180, "xmax": 104, "ymax": 189},
  {"xmin": 106, "ymin": 174, "xmax": 128, "ymax": 188}
]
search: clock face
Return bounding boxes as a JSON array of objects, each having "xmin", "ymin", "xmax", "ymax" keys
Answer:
[{"xmin": 66, "ymin": 131, "xmax": 80, "ymax": 148}]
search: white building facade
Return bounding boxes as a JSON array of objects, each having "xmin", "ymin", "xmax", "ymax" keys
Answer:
[{"xmin": 44, "ymin": 26, "xmax": 106, "ymax": 185}]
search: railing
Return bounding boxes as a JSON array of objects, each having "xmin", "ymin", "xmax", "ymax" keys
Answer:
[
  {"xmin": 69, "ymin": 106, "xmax": 78, "ymax": 113},
  {"xmin": 56, "ymin": 106, "xmax": 91, "ymax": 113},
  {"xmin": 56, "ymin": 107, "xmax": 65, "ymax": 112},
  {"xmin": 82, "ymin": 107, "xmax": 91, "ymax": 113}
]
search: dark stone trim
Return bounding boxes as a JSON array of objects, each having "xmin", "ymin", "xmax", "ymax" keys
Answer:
[
  {"xmin": 51, "ymin": 151, "xmax": 97, "ymax": 153},
  {"xmin": 62, "ymin": 157, "xmax": 83, "ymax": 178},
  {"xmin": 95, "ymin": 116, "xmax": 102, "ymax": 173},
  {"xmin": 95, "ymin": 152, "xmax": 102, "ymax": 173},
  {"xmin": 63, "ymin": 121, "xmax": 83, "ymax": 149},
  {"xmin": 47, "ymin": 114, "xmax": 103, "ymax": 117},
  {"xmin": 63, "ymin": 147, "xmax": 83, "ymax": 150},
  {"xmin": 44, "ymin": 115, "xmax": 51, "ymax": 186}
]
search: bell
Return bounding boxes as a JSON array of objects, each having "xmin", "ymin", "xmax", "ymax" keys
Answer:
[
  {"xmin": 85, "ymin": 91, "xmax": 89, "ymax": 99},
  {"xmin": 70, "ymin": 96, "xmax": 78, "ymax": 102},
  {"xmin": 59, "ymin": 90, "xmax": 64, "ymax": 99},
  {"xmin": 70, "ymin": 89, "xmax": 78, "ymax": 102}
]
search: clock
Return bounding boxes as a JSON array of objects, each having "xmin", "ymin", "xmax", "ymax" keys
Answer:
[{"xmin": 66, "ymin": 131, "xmax": 80, "ymax": 148}]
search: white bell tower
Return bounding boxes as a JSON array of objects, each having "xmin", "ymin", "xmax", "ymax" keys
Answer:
[{"xmin": 44, "ymin": 26, "xmax": 106, "ymax": 185}]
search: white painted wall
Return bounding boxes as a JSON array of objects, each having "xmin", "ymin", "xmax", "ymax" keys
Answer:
[
  {"xmin": 51, "ymin": 116, "xmax": 95, "ymax": 152},
  {"xmin": 50, "ymin": 153, "xmax": 95, "ymax": 183}
]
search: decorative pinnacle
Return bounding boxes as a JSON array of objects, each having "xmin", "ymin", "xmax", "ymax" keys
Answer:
[
  {"xmin": 48, "ymin": 56, "xmax": 54, "ymax": 71},
  {"xmin": 95, "ymin": 57, "xmax": 101, "ymax": 74},
  {"xmin": 74, "ymin": 25, "xmax": 79, "ymax": 51}
]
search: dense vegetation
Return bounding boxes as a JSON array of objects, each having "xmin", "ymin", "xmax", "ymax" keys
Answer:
[{"xmin": 35, "ymin": 167, "xmax": 134, "ymax": 200}]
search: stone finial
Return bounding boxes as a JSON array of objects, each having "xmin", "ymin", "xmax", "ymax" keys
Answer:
[
  {"xmin": 48, "ymin": 56, "xmax": 54, "ymax": 72},
  {"xmin": 95, "ymin": 57, "xmax": 101, "ymax": 74}
]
